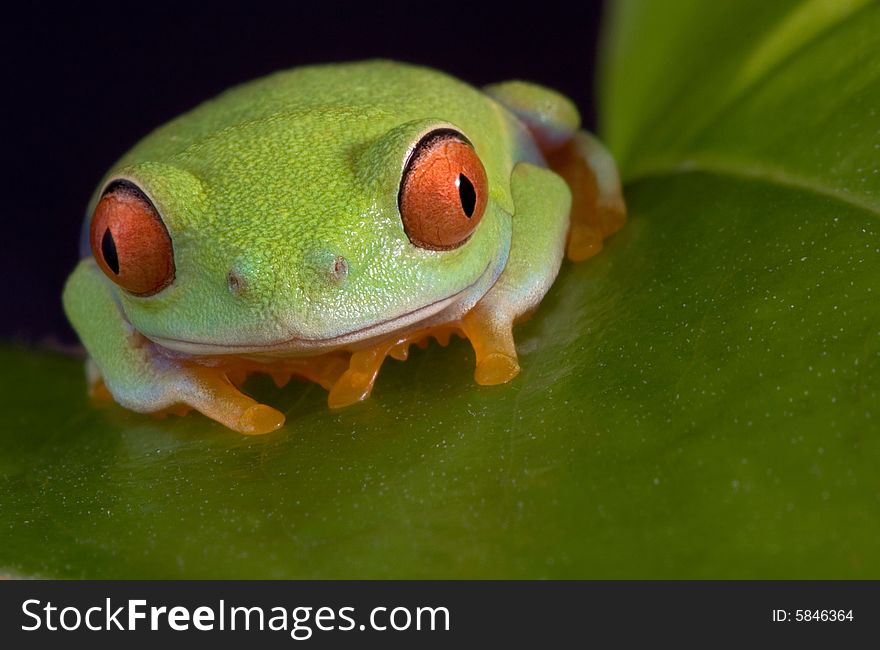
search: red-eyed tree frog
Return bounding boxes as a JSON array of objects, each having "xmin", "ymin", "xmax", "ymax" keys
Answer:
[{"xmin": 63, "ymin": 61, "xmax": 626, "ymax": 434}]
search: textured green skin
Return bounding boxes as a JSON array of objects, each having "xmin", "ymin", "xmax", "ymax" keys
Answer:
[
  {"xmin": 83, "ymin": 61, "xmax": 542, "ymax": 346},
  {"xmin": 62, "ymin": 60, "xmax": 582, "ymax": 416}
]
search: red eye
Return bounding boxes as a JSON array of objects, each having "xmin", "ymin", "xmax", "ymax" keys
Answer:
[
  {"xmin": 398, "ymin": 129, "xmax": 488, "ymax": 250},
  {"xmin": 89, "ymin": 182, "xmax": 175, "ymax": 296}
]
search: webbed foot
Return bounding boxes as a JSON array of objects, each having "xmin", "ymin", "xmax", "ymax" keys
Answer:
[{"xmin": 546, "ymin": 131, "xmax": 627, "ymax": 262}]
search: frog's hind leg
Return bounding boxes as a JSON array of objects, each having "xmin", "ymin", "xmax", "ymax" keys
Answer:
[
  {"xmin": 546, "ymin": 131, "xmax": 626, "ymax": 262},
  {"xmin": 484, "ymin": 80, "xmax": 626, "ymax": 262},
  {"xmin": 85, "ymin": 358, "xmax": 114, "ymax": 401}
]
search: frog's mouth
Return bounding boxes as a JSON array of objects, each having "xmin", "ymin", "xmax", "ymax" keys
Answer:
[{"xmin": 145, "ymin": 258, "xmax": 501, "ymax": 357}]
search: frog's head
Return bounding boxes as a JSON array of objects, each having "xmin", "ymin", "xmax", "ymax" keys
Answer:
[{"xmin": 85, "ymin": 62, "xmax": 538, "ymax": 355}]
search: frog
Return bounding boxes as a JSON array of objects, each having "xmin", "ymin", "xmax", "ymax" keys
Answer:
[{"xmin": 62, "ymin": 60, "xmax": 626, "ymax": 435}]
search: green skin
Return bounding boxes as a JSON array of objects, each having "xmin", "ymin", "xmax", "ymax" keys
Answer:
[{"xmin": 63, "ymin": 60, "xmax": 623, "ymax": 433}]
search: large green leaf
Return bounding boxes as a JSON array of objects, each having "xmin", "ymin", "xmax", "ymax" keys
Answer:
[{"xmin": 2, "ymin": 0, "xmax": 879, "ymax": 577}]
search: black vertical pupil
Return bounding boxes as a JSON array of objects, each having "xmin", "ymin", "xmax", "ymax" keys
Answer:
[
  {"xmin": 458, "ymin": 174, "xmax": 476, "ymax": 218},
  {"xmin": 102, "ymin": 228, "xmax": 120, "ymax": 275}
]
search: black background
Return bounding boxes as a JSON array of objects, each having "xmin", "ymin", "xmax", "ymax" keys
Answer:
[{"xmin": 3, "ymin": 2, "xmax": 603, "ymax": 343}]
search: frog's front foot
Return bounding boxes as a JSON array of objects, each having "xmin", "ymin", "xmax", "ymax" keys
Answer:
[
  {"xmin": 472, "ymin": 352, "xmax": 520, "ymax": 385},
  {"xmin": 326, "ymin": 334, "xmax": 425, "ymax": 408},
  {"xmin": 92, "ymin": 355, "xmax": 285, "ymax": 435},
  {"xmin": 325, "ymin": 321, "xmax": 507, "ymax": 407},
  {"xmin": 461, "ymin": 308, "xmax": 520, "ymax": 386},
  {"xmin": 327, "ymin": 343, "xmax": 395, "ymax": 409},
  {"xmin": 174, "ymin": 364, "xmax": 286, "ymax": 435}
]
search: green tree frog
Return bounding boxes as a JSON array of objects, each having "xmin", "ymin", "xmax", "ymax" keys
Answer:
[{"xmin": 63, "ymin": 61, "xmax": 626, "ymax": 435}]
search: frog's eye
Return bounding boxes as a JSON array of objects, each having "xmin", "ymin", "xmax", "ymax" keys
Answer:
[
  {"xmin": 89, "ymin": 181, "xmax": 175, "ymax": 296},
  {"xmin": 398, "ymin": 129, "xmax": 488, "ymax": 250}
]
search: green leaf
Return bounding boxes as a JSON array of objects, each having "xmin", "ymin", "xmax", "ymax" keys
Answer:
[{"xmin": 2, "ymin": 0, "xmax": 879, "ymax": 577}]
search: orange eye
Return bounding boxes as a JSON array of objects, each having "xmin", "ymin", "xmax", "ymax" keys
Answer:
[
  {"xmin": 398, "ymin": 129, "xmax": 488, "ymax": 250},
  {"xmin": 89, "ymin": 181, "xmax": 175, "ymax": 296}
]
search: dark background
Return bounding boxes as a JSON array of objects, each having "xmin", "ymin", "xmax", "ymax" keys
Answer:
[{"xmin": 4, "ymin": 2, "xmax": 604, "ymax": 343}]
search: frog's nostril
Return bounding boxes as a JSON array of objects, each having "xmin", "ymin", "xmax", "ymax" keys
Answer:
[
  {"xmin": 227, "ymin": 269, "xmax": 248, "ymax": 296},
  {"xmin": 330, "ymin": 255, "xmax": 349, "ymax": 283}
]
